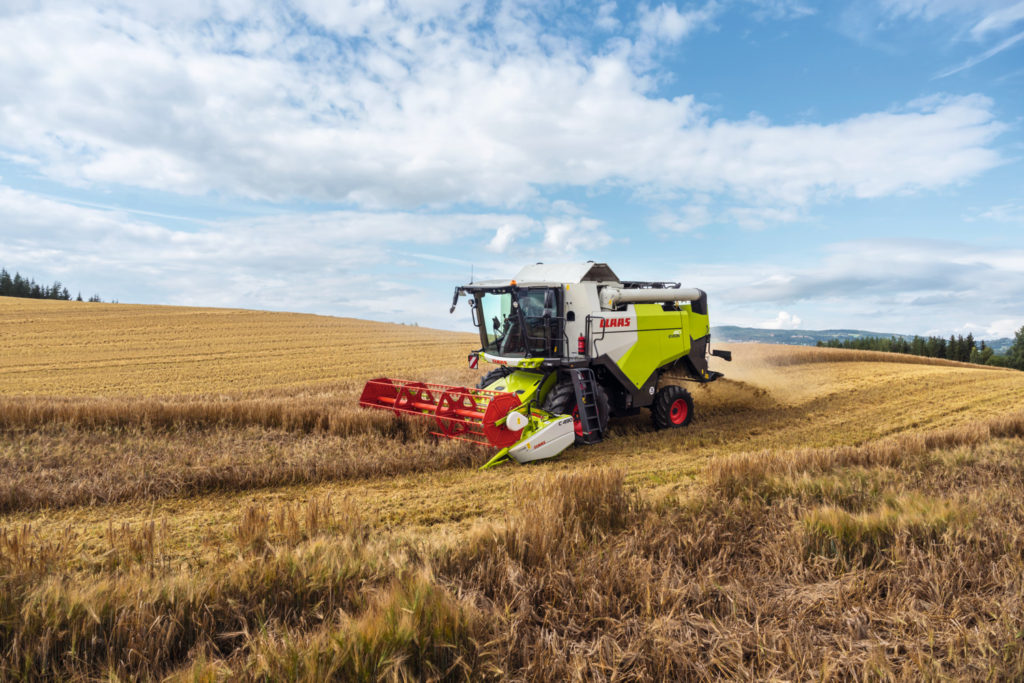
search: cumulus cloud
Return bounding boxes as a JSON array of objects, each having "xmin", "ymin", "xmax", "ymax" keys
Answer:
[
  {"xmin": 638, "ymin": 2, "xmax": 718, "ymax": 42},
  {"xmin": 0, "ymin": 183, "xmax": 608, "ymax": 324},
  {"xmin": 692, "ymin": 239, "xmax": 1024, "ymax": 336},
  {"xmin": 0, "ymin": 2, "xmax": 1005, "ymax": 213},
  {"xmin": 541, "ymin": 217, "xmax": 613, "ymax": 254},
  {"xmin": 595, "ymin": 2, "xmax": 620, "ymax": 30},
  {"xmin": 486, "ymin": 223, "xmax": 521, "ymax": 253},
  {"xmin": 983, "ymin": 318, "xmax": 1024, "ymax": 338},
  {"xmin": 760, "ymin": 311, "xmax": 802, "ymax": 329}
]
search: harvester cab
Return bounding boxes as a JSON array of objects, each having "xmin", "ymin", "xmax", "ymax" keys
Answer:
[{"xmin": 360, "ymin": 262, "xmax": 730, "ymax": 468}]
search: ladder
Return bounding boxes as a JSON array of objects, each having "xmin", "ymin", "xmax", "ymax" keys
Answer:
[{"xmin": 570, "ymin": 368, "xmax": 604, "ymax": 444}]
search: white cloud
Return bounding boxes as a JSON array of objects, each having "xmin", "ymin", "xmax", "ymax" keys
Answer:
[
  {"xmin": 973, "ymin": 201, "xmax": 1024, "ymax": 222},
  {"xmin": 595, "ymin": 2, "xmax": 619, "ymax": 30},
  {"xmin": 650, "ymin": 199, "xmax": 809, "ymax": 230},
  {"xmin": 984, "ymin": 318, "xmax": 1024, "ymax": 338},
  {"xmin": 726, "ymin": 205, "xmax": 803, "ymax": 228},
  {"xmin": 638, "ymin": 2, "xmax": 718, "ymax": 42},
  {"xmin": 691, "ymin": 239, "xmax": 1024, "ymax": 336},
  {"xmin": 936, "ymin": 30, "xmax": 1024, "ymax": 78},
  {"xmin": 878, "ymin": 0, "xmax": 1016, "ymax": 23},
  {"xmin": 0, "ymin": 3, "xmax": 1005, "ymax": 213},
  {"xmin": 760, "ymin": 311, "xmax": 802, "ymax": 329},
  {"xmin": 0, "ymin": 183, "xmax": 602, "ymax": 325},
  {"xmin": 971, "ymin": 0, "xmax": 1024, "ymax": 37},
  {"xmin": 745, "ymin": 0, "xmax": 815, "ymax": 20},
  {"xmin": 4, "ymin": 183, "xmax": 1021, "ymax": 337},
  {"xmin": 486, "ymin": 223, "xmax": 523, "ymax": 253},
  {"xmin": 874, "ymin": 1, "xmax": 1024, "ymax": 76},
  {"xmin": 541, "ymin": 217, "xmax": 613, "ymax": 254},
  {"xmin": 651, "ymin": 203, "xmax": 712, "ymax": 232}
]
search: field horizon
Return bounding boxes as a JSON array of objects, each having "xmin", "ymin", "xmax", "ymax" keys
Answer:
[{"xmin": 3, "ymin": 295, "xmax": 1024, "ymax": 679}]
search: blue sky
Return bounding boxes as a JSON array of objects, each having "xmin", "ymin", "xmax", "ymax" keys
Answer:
[{"xmin": 1, "ymin": 0, "xmax": 1022, "ymax": 337}]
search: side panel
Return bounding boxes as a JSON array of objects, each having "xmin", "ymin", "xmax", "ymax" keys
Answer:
[
  {"xmin": 481, "ymin": 368, "xmax": 554, "ymax": 407},
  {"xmin": 686, "ymin": 306, "xmax": 710, "ymax": 339},
  {"xmin": 590, "ymin": 323, "xmax": 638, "ymax": 367},
  {"xmin": 614, "ymin": 304, "xmax": 689, "ymax": 388}
]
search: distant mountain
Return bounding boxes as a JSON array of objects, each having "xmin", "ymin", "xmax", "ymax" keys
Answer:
[
  {"xmin": 985, "ymin": 338, "xmax": 1013, "ymax": 354},
  {"xmin": 712, "ymin": 326, "xmax": 1013, "ymax": 354},
  {"xmin": 712, "ymin": 326, "xmax": 910, "ymax": 346}
]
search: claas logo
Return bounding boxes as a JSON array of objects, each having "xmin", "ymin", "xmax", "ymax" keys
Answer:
[{"xmin": 600, "ymin": 317, "xmax": 632, "ymax": 328}]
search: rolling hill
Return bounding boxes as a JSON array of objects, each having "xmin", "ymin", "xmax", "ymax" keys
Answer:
[{"xmin": 714, "ymin": 324, "xmax": 1013, "ymax": 353}]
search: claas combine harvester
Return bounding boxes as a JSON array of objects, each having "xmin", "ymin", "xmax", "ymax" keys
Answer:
[{"xmin": 360, "ymin": 262, "xmax": 731, "ymax": 468}]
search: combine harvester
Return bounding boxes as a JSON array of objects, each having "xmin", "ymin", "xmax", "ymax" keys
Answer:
[{"xmin": 360, "ymin": 262, "xmax": 731, "ymax": 468}]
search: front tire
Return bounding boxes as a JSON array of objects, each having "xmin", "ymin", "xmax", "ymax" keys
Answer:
[
  {"xmin": 651, "ymin": 385, "xmax": 694, "ymax": 429},
  {"xmin": 476, "ymin": 367, "xmax": 512, "ymax": 390},
  {"xmin": 541, "ymin": 376, "xmax": 610, "ymax": 444}
]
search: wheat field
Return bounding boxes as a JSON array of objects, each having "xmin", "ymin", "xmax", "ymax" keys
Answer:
[
  {"xmin": 3, "ymin": 296, "xmax": 1024, "ymax": 680},
  {"xmin": 0, "ymin": 296, "xmax": 475, "ymax": 397}
]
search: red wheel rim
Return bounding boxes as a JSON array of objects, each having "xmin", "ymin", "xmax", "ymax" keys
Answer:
[{"xmin": 669, "ymin": 398, "xmax": 689, "ymax": 425}]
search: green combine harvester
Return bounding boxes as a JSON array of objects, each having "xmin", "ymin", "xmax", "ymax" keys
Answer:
[{"xmin": 360, "ymin": 262, "xmax": 731, "ymax": 467}]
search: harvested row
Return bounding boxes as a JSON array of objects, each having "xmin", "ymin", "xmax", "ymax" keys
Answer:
[
  {"xmin": 0, "ymin": 395, "xmax": 407, "ymax": 434},
  {"xmin": 0, "ymin": 426, "xmax": 483, "ymax": 514}
]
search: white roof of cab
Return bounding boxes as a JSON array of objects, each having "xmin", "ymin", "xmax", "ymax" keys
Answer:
[{"xmin": 513, "ymin": 262, "xmax": 620, "ymax": 284}]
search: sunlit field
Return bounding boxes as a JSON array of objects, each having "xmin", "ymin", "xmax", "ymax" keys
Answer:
[
  {"xmin": 0, "ymin": 296, "xmax": 474, "ymax": 397},
  {"xmin": 2, "ymin": 297, "xmax": 1024, "ymax": 679}
]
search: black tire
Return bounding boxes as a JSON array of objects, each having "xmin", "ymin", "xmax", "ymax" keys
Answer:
[
  {"xmin": 541, "ymin": 375, "xmax": 611, "ymax": 444},
  {"xmin": 651, "ymin": 385, "xmax": 694, "ymax": 430},
  {"xmin": 476, "ymin": 366, "xmax": 512, "ymax": 390}
]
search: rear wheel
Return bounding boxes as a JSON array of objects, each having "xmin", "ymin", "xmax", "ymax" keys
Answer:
[
  {"xmin": 651, "ymin": 385, "xmax": 694, "ymax": 429},
  {"xmin": 476, "ymin": 367, "xmax": 512, "ymax": 390},
  {"xmin": 541, "ymin": 376, "xmax": 610, "ymax": 444}
]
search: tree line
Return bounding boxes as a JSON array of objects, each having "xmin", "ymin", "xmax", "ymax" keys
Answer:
[
  {"xmin": 817, "ymin": 328, "xmax": 1024, "ymax": 370},
  {"xmin": 0, "ymin": 267, "xmax": 102, "ymax": 302}
]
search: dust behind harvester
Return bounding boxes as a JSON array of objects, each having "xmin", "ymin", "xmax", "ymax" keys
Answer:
[{"xmin": 359, "ymin": 262, "xmax": 731, "ymax": 468}]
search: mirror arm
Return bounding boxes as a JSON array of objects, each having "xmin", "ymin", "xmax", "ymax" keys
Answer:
[{"xmin": 448, "ymin": 287, "xmax": 462, "ymax": 314}]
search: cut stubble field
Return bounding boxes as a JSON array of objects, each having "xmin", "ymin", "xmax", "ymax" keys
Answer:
[{"xmin": 2, "ymin": 296, "xmax": 1024, "ymax": 679}]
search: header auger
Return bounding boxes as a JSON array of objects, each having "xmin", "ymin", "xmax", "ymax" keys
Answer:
[{"xmin": 359, "ymin": 262, "xmax": 731, "ymax": 468}]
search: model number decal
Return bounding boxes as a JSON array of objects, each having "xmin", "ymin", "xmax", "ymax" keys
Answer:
[{"xmin": 600, "ymin": 317, "xmax": 632, "ymax": 328}]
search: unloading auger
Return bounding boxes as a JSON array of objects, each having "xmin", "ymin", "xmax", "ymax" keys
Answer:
[{"xmin": 359, "ymin": 262, "xmax": 731, "ymax": 468}]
